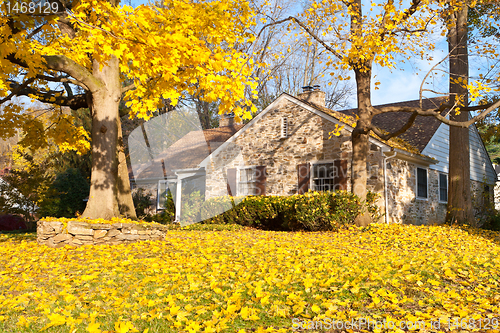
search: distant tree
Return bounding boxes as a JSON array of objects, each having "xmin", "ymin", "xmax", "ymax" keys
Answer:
[{"xmin": 249, "ymin": 0, "xmax": 355, "ymax": 111}]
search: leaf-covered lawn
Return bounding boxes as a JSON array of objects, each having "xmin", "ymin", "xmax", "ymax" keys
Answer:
[{"xmin": 0, "ymin": 224, "xmax": 499, "ymax": 333}]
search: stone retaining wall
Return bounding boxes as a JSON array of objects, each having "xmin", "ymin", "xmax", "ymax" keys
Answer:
[{"xmin": 37, "ymin": 220, "xmax": 169, "ymax": 248}]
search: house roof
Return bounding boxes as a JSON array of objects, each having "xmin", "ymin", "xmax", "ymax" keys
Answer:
[
  {"xmin": 288, "ymin": 93, "xmax": 448, "ymax": 154},
  {"xmin": 339, "ymin": 97, "xmax": 448, "ymax": 153},
  {"xmin": 131, "ymin": 94, "xmax": 451, "ymax": 180},
  {"xmin": 133, "ymin": 125, "xmax": 243, "ymax": 180}
]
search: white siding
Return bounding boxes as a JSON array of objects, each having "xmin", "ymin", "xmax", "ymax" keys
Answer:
[
  {"xmin": 469, "ymin": 125, "xmax": 496, "ymax": 184},
  {"xmin": 421, "ymin": 123, "xmax": 449, "ymax": 173},
  {"xmin": 421, "ymin": 123, "xmax": 496, "ymax": 184}
]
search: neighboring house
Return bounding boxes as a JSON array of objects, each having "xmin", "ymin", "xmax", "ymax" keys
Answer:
[
  {"xmin": 0, "ymin": 176, "xmax": 38, "ymax": 217},
  {"xmin": 131, "ymin": 87, "xmax": 496, "ymax": 224},
  {"xmin": 493, "ymin": 165, "xmax": 500, "ymax": 210}
]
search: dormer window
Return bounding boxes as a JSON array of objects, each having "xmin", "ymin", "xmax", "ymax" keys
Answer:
[{"xmin": 281, "ymin": 117, "xmax": 288, "ymax": 138}]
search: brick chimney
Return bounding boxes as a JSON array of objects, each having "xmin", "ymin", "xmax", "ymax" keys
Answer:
[
  {"xmin": 297, "ymin": 85, "xmax": 325, "ymax": 107},
  {"xmin": 220, "ymin": 112, "xmax": 241, "ymax": 127}
]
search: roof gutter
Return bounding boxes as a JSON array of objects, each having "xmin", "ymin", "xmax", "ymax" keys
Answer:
[{"xmin": 390, "ymin": 148, "xmax": 437, "ymax": 166}]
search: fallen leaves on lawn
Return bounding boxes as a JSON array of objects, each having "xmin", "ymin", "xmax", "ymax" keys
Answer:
[{"xmin": 0, "ymin": 224, "xmax": 499, "ymax": 332}]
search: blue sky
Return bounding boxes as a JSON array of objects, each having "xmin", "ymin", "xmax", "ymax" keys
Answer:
[{"xmin": 370, "ymin": 45, "xmax": 449, "ymax": 106}]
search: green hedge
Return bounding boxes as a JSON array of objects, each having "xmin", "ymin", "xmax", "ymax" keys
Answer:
[{"xmin": 197, "ymin": 190, "xmax": 382, "ymax": 231}]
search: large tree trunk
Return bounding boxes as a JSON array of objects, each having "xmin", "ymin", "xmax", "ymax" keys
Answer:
[
  {"xmin": 117, "ymin": 117, "xmax": 137, "ymax": 219},
  {"xmin": 446, "ymin": 4, "xmax": 474, "ymax": 225},
  {"xmin": 352, "ymin": 68, "xmax": 372, "ymax": 227},
  {"xmin": 82, "ymin": 57, "xmax": 122, "ymax": 219}
]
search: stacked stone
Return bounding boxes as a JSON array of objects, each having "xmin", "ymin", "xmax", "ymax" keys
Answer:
[{"xmin": 37, "ymin": 220, "xmax": 169, "ymax": 248}]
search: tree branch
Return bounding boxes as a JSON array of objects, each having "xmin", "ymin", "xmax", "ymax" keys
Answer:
[
  {"xmin": 289, "ymin": 16, "xmax": 344, "ymax": 62},
  {"xmin": 11, "ymin": 83, "xmax": 88, "ymax": 110},
  {"xmin": 6, "ymin": 53, "xmax": 102, "ymax": 92},
  {"xmin": 370, "ymin": 99, "xmax": 500, "ymax": 136},
  {"xmin": 400, "ymin": 0, "xmax": 423, "ymax": 22},
  {"xmin": 255, "ymin": 16, "xmax": 344, "ymax": 62},
  {"xmin": 429, "ymin": 99, "xmax": 500, "ymax": 127},
  {"xmin": 36, "ymin": 74, "xmax": 84, "ymax": 87},
  {"xmin": 121, "ymin": 83, "xmax": 136, "ymax": 94},
  {"xmin": 42, "ymin": 55, "xmax": 103, "ymax": 92},
  {"xmin": 370, "ymin": 111, "xmax": 418, "ymax": 140},
  {"xmin": 0, "ymin": 78, "xmax": 36, "ymax": 105}
]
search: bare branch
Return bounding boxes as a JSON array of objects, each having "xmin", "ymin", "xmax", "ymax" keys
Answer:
[
  {"xmin": 419, "ymin": 52, "xmax": 450, "ymax": 107},
  {"xmin": 42, "ymin": 55, "xmax": 103, "ymax": 92},
  {"xmin": 420, "ymin": 100, "xmax": 500, "ymax": 127},
  {"xmin": 63, "ymin": 82, "xmax": 73, "ymax": 97},
  {"xmin": 5, "ymin": 53, "xmax": 102, "ymax": 92},
  {"xmin": 36, "ymin": 74, "xmax": 84, "ymax": 87},
  {"xmin": 121, "ymin": 83, "xmax": 136, "ymax": 94},
  {"xmin": 255, "ymin": 16, "xmax": 344, "ymax": 62},
  {"xmin": 289, "ymin": 16, "xmax": 344, "ymax": 62},
  {"xmin": 0, "ymin": 78, "xmax": 36, "ymax": 105},
  {"xmin": 26, "ymin": 24, "xmax": 47, "ymax": 39},
  {"xmin": 371, "ymin": 100, "xmax": 500, "ymax": 132},
  {"xmin": 370, "ymin": 111, "xmax": 418, "ymax": 140},
  {"xmin": 10, "ymin": 82, "xmax": 88, "ymax": 110}
]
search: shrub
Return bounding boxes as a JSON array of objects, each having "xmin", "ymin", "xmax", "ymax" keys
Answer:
[
  {"xmin": 481, "ymin": 211, "xmax": 500, "ymax": 231},
  {"xmin": 143, "ymin": 190, "xmax": 175, "ymax": 224},
  {"xmin": 180, "ymin": 190, "xmax": 204, "ymax": 224},
  {"xmin": 39, "ymin": 168, "xmax": 89, "ymax": 218},
  {"xmin": 199, "ymin": 190, "xmax": 383, "ymax": 231},
  {"xmin": 198, "ymin": 196, "xmax": 235, "ymax": 224},
  {"xmin": 132, "ymin": 188, "xmax": 154, "ymax": 218}
]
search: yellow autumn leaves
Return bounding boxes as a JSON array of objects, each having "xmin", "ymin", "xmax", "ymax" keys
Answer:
[
  {"xmin": 0, "ymin": 223, "xmax": 500, "ymax": 332},
  {"xmin": 1, "ymin": 0, "xmax": 259, "ymax": 157},
  {"xmin": 46, "ymin": 0, "xmax": 259, "ymax": 121}
]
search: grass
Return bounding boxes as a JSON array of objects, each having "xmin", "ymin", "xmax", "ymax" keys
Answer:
[{"xmin": 0, "ymin": 223, "xmax": 499, "ymax": 332}]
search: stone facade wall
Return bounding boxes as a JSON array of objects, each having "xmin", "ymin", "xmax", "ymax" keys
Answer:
[
  {"xmin": 386, "ymin": 161, "xmax": 494, "ymax": 225},
  {"xmin": 471, "ymin": 179, "xmax": 495, "ymax": 222},
  {"xmin": 205, "ymin": 98, "xmax": 386, "ymax": 215},
  {"xmin": 37, "ymin": 220, "xmax": 168, "ymax": 248},
  {"xmin": 386, "ymin": 160, "xmax": 447, "ymax": 225}
]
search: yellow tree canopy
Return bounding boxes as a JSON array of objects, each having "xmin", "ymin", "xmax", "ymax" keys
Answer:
[{"xmin": 0, "ymin": 0, "xmax": 258, "ymax": 153}]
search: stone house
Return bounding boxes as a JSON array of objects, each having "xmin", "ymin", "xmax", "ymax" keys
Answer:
[{"xmin": 131, "ymin": 88, "xmax": 496, "ymax": 224}]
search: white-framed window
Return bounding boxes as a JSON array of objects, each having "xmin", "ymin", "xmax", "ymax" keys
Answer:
[
  {"xmin": 416, "ymin": 167, "xmax": 428, "ymax": 199},
  {"xmin": 439, "ymin": 173, "xmax": 448, "ymax": 202},
  {"xmin": 238, "ymin": 166, "xmax": 258, "ymax": 196},
  {"xmin": 312, "ymin": 162, "xmax": 335, "ymax": 191},
  {"xmin": 280, "ymin": 117, "xmax": 288, "ymax": 138},
  {"xmin": 157, "ymin": 180, "xmax": 176, "ymax": 210}
]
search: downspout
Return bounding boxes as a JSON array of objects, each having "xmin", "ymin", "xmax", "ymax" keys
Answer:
[
  {"xmin": 383, "ymin": 150, "xmax": 397, "ymax": 224},
  {"xmin": 175, "ymin": 178, "xmax": 182, "ymax": 223}
]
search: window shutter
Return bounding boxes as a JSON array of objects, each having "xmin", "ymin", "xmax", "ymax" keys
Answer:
[
  {"xmin": 227, "ymin": 168, "xmax": 237, "ymax": 196},
  {"xmin": 255, "ymin": 166, "xmax": 266, "ymax": 196},
  {"xmin": 334, "ymin": 159, "xmax": 347, "ymax": 191},
  {"xmin": 297, "ymin": 163, "xmax": 310, "ymax": 194}
]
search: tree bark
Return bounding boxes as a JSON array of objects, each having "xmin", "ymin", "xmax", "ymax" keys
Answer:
[
  {"xmin": 82, "ymin": 57, "xmax": 122, "ymax": 219},
  {"xmin": 117, "ymin": 116, "xmax": 137, "ymax": 219},
  {"xmin": 352, "ymin": 68, "xmax": 372, "ymax": 227},
  {"xmin": 446, "ymin": 3, "xmax": 474, "ymax": 225}
]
